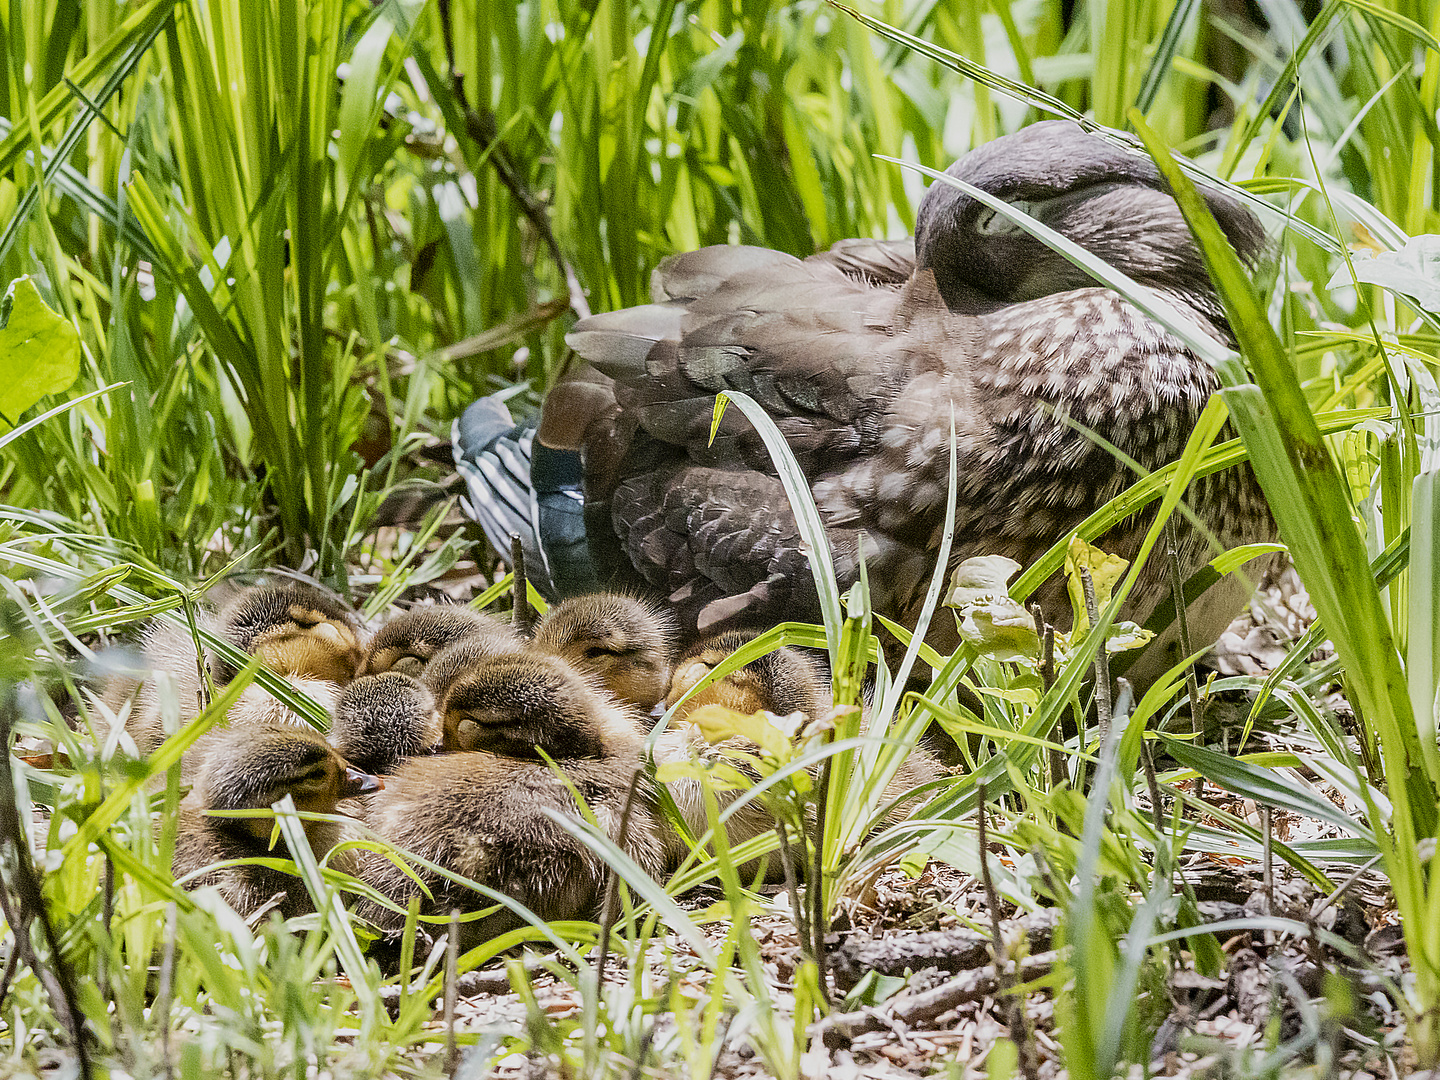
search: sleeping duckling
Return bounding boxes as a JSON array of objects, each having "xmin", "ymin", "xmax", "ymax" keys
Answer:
[
  {"xmin": 360, "ymin": 604, "xmax": 520, "ymax": 678},
  {"xmin": 354, "ymin": 653, "xmax": 664, "ymax": 949},
  {"xmin": 659, "ymin": 633, "xmax": 945, "ymax": 872},
  {"xmin": 330, "ymin": 672, "xmax": 441, "ymax": 776},
  {"xmin": 418, "ymin": 624, "xmax": 530, "ymax": 707},
  {"xmin": 528, "ymin": 593, "xmax": 676, "ymax": 712},
  {"xmin": 126, "ymin": 582, "xmax": 362, "ymax": 758},
  {"xmin": 208, "ymin": 583, "xmax": 362, "ymax": 686},
  {"xmin": 436, "ymin": 651, "xmax": 644, "ymax": 760},
  {"xmin": 172, "ymin": 724, "xmax": 381, "ymax": 920},
  {"xmin": 665, "ymin": 630, "xmax": 829, "ymax": 719}
]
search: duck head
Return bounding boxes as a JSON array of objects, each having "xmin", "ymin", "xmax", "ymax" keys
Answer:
[
  {"xmin": 915, "ymin": 120, "xmax": 1267, "ymax": 318},
  {"xmin": 331, "ymin": 672, "xmax": 442, "ymax": 775},
  {"xmin": 361, "ymin": 605, "xmax": 519, "ymax": 678},
  {"xmin": 439, "ymin": 652, "xmax": 643, "ymax": 759},
  {"xmin": 210, "ymin": 583, "xmax": 362, "ymax": 685},
  {"xmin": 665, "ymin": 631, "xmax": 831, "ymax": 721}
]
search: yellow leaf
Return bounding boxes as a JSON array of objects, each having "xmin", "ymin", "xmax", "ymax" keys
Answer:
[
  {"xmin": 688, "ymin": 704, "xmax": 792, "ymax": 758},
  {"xmin": 1064, "ymin": 535, "xmax": 1130, "ymax": 636}
]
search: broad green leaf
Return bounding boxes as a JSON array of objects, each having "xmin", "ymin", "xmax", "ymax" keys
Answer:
[
  {"xmin": 1161, "ymin": 736, "xmax": 1376, "ymax": 843},
  {"xmin": 0, "ymin": 277, "xmax": 80, "ymax": 431}
]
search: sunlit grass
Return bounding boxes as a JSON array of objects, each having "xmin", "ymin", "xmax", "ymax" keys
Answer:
[{"xmin": 0, "ymin": 0, "xmax": 1437, "ymax": 1075}]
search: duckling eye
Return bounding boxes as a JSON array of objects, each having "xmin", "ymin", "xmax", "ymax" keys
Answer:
[{"xmin": 584, "ymin": 645, "xmax": 614, "ymax": 661}]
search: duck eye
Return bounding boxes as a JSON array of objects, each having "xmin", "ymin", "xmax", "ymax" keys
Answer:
[
  {"xmin": 975, "ymin": 201, "xmax": 1031, "ymax": 236},
  {"xmin": 584, "ymin": 645, "xmax": 614, "ymax": 660}
]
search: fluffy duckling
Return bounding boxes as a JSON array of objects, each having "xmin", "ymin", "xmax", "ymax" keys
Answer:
[
  {"xmin": 330, "ymin": 672, "xmax": 441, "ymax": 776},
  {"xmin": 437, "ymin": 651, "xmax": 644, "ymax": 760},
  {"xmin": 528, "ymin": 593, "xmax": 676, "ymax": 712},
  {"xmin": 172, "ymin": 724, "xmax": 381, "ymax": 920},
  {"xmin": 207, "ymin": 583, "xmax": 362, "ymax": 685},
  {"xmin": 665, "ymin": 630, "xmax": 829, "ymax": 719},
  {"xmin": 360, "ymin": 604, "xmax": 520, "ymax": 678},
  {"xmin": 418, "ymin": 625, "xmax": 531, "ymax": 709},
  {"xmin": 126, "ymin": 582, "xmax": 362, "ymax": 758},
  {"xmin": 659, "ymin": 633, "xmax": 945, "ymax": 873},
  {"xmin": 354, "ymin": 653, "xmax": 664, "ymax": 949}
]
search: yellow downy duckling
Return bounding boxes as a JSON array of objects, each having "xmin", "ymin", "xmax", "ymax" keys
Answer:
[
  {"xmin": 126, "ymin": 582, "xmax": 362, "ymax": 764},
  {"xmin": 172, "ymin": 724, "xmax": 381, "ymax": 920},
  {"xmin": 659, "ymin": 632, "xmax": 945, "ymax": 873},
  {"xmin": 354, "ymin": 653, "xmax": 663, "ymax": 949},
  {"xmin": 528, "ymin": 593, "xmax": 676, "ymax": 712}
]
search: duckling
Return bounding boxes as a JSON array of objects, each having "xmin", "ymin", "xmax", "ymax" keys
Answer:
[
  {"xmin": 360, "ymin": 604, "xmax": 520, "ymax": 678},
  {"xmin": 665, "ymin": 630, "xmax": 829, "ymax": 719},
  {"xmin": 353, "ymin": 653, "xmax": 664, "ymax": 949},
  {"xmin": 172, "ymin": 724, "xmax": 381, "ymax": 920},
  {"xmin": 207, "ymin": 583, "xmax": 362, "ymax": 686},
  {"xmin": 125, "ymin": 582, "xmax": 363, "ymax": 759},
  {"xmin": 418, "ymin": 624, "xmax": 530, "ymax": 708},
  {"xmin": 528, "ymin": 593, "xmax": 676, "ymax": 712},
  {"xmin": 659, "ymin": 633, "xmax": 945, "ymax": 873},
  {"xmin": 437, "ymin": 651, "xmax": 644, "ymax": 760},
  {"xmin": 330, "ymin": 672, "xmax": 441, "ymax": 776}
]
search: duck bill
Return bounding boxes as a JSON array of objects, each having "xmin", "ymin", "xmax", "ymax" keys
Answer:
[{"xmin": 340, "ymin": 766, "xmax": 384, "ymax": 797}]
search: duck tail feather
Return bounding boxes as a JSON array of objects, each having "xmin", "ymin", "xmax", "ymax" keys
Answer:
[
  {"xmin": 564, "ymin": 303, "xmax": 686, "ymax": 380},
  {"xmin": 453, "ymin": 395, "xmax": 553, "ymax": 594}
]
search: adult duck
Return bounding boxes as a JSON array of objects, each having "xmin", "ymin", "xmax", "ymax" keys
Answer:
[{"xmin": 456, "ymin": 121, "xmax": 1273, "ymax": 655}]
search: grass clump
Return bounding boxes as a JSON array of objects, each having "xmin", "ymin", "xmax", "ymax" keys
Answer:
[{"xmin": 1, "ymin": 0, "xmax": 1438, "ymax": 1076}]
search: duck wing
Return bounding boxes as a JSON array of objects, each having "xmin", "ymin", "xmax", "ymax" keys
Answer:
[
  {"xmin": 566, "ymin": 245, "xmax": 911, "ymax": 480},
  {"xmin": 813, "ymin": 236, "xmax": 915, "ymax": 285}
]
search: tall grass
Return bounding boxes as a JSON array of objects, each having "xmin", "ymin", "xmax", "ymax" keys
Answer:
[{"xmin": 1, "ymin": 0, "xmax": 1438, "ymax": 1075}]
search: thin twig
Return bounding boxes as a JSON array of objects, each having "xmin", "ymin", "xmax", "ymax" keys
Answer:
[
  {"xmin": 1310, "ymin": 853, "xmax": 1384, "ymax": 921},
  {"xmin": 0, "ymin": 940, "xmax": 20, "ymax": 1016},
  {"xmin": 435, "ymin": 7, "xmax": 591, "ymax": 326},
  {"xmin": 0, "ymin": 688, "xmax": 90, "ymax": 1079},
  {"xmin": 510, "ymin": 533, "xmax": 532, "ymax": 635},
  {"xmin": 978, "ymin": 782, "xmax": 1038, "ymax": 1080},
  {"xmin": 1080, "ymin": 567, "xmax": 1112, "ymax": 774},
  {"xmin": 445, "ymin": 908, "xmax": 460, "ymax": 1075},
  {"xmin": 774, "ymin": 821, "xmax": 808, "ymax": 953},
  {"xmin": 1141, "ymin": 744, "xmax": 1166, "ymax": 834},
  {"xmin": 596, "ymin": 770, "xmax": 645, "ymax": 986},
  {"xmin": 1164, "ymin": 518, "xmax": 1206, "ymax": 802},
  {"xmin": 1031, "ymin": 603, "xmax": 1063, "ymax": 789}
]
